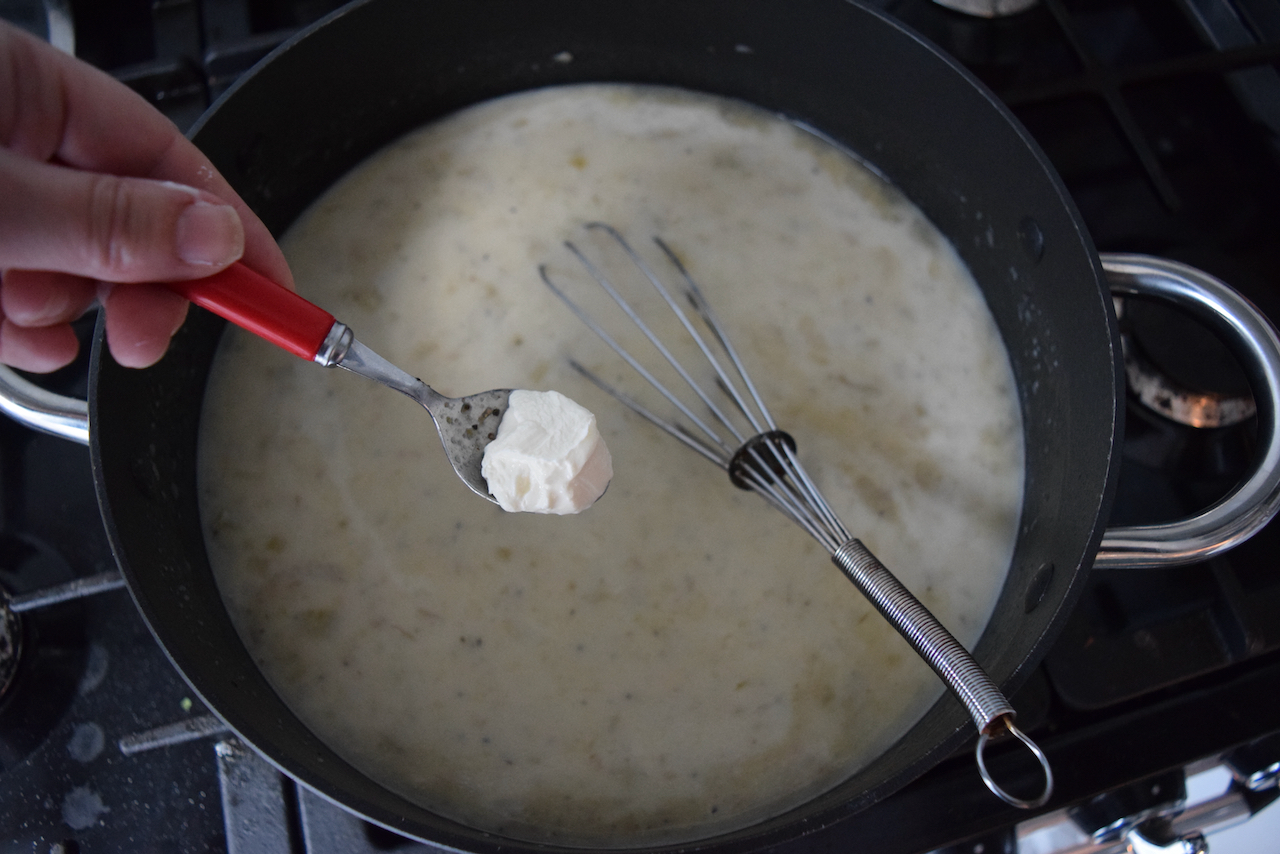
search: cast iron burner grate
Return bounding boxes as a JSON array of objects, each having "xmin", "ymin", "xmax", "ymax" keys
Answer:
[
  {"xmin": 875, "ymin": 0, "xmax": 1280, "ymax": 712},
  {"xmin": 0, "ymin": 590, "xmax": 20, "ymax": 703},
  {"xmin": 0, "ymin": 536, "xmax": 88, "ymax": 774}
]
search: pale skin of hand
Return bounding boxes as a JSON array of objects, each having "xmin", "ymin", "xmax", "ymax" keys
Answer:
[{"xmin": 0, "ymin": 20, "xmax": 293, "ymax": 372}]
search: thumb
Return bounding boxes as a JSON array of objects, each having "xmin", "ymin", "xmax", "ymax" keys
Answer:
[{"xmin": 0, "ymin": 148, "xmax": 245, "ymax": 283}]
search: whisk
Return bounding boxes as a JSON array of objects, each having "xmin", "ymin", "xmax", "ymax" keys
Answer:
[{"xmin": 540, "ymin": 222, "xmax": 1053, "ymax": 809}]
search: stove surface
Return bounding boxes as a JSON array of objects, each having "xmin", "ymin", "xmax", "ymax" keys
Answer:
[{"xmin": 3, "ymin": 1, "xmax": 1280, "ymax": 852}]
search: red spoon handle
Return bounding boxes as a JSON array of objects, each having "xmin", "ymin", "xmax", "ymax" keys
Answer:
[{"xmin": 166, "ymin": 262, "xmax": 335, "ymax": 361}]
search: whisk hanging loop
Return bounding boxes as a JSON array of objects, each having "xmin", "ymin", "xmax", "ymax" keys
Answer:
[{"xmin": 540, "ymin": 223, "xmax": 1053, "ymax": 810}]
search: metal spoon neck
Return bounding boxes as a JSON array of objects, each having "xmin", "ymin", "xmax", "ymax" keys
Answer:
[{"xmin": 321, "ymin": 324, "xmax": 442, "ymax": 408}]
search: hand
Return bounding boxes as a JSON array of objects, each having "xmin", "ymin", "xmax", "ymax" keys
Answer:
[{"xmin": 0, "ymin": 21, "xmax": 293, "ymax": 372}]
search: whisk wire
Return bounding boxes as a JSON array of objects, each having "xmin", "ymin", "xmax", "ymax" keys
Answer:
[
  {"xmin": 565, "ymin": 227, "xmax": 750, "ymax": 449},
  {"xmin": 653, "ymin": 234, "xmax": 780, "ymax": 434},
  {"xmin": 567, "ymin": 358, "xmax": 730, "ymax": 469},
  {"xmin": 752, "ymin": 450, "xmax": 844, "ymax": 550},
  {"xmin": 738, "ymin": 454, "xmax": 827, "ymax": 543},
  {"xmin": 542, "ymin": 225, "xmax": 1052, "ymax": 810},
  {"xmin": 780, "ymin": 442, "xmax": 853, "ymax": 544},
  {"xmin": 540, "ymin": 255, "xmax": 734, "ymax": 457}
]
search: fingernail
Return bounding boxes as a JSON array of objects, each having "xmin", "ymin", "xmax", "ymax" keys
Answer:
[{"xmin": 175, "ymin": 201, "xmax": 244, "ymax": 267}]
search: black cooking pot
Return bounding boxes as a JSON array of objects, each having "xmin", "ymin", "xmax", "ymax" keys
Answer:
[{"xmin": 3, "ymin": 0, "xmax": 1274, "ymax": 850}]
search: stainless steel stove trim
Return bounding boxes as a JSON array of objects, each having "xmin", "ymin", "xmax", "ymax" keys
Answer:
[{"xmin": 1015, "ymin": 759, "xmax": 1270, "ymax": 854}]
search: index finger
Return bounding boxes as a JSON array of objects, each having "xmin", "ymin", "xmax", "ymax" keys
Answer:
[{"xmin": 0, "ymin": 22, "xmax": 293, "ymax": 289}]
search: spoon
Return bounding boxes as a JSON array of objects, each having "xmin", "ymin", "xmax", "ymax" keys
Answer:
[{"xmin": 165, "ymin": 262, "xmax": 509, "ymax": 503}]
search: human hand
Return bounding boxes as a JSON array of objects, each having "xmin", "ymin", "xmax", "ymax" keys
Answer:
[{"xmin": 0, "ymin": 20, "xmax": 293, "ymax": 372}]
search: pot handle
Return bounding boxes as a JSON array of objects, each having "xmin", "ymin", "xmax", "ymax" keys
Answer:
[
  {"xmin": 4, "ymin": 253, "xmax": 1278, "ymax": 566},
  {"xmin": 0, "ymin": 365, "xmax": 89, "ymax": 446},
  {"xmin": 1095, "ymin": 253, "xmax": 1280, "ymax": 569}
]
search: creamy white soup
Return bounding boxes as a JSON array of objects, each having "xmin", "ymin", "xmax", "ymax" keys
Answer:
[{"xmin": 198, "ymin": 84, "xmax": 1024, "ymax": 847}]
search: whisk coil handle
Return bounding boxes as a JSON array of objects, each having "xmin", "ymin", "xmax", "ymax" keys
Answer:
[
  {"xmin": 831, "ymin": 538, "xmax": 1052, "ymax": 808},
  {"xmin": 831, "ymin": 539, "xmax": 1011, "ymax": 727}
]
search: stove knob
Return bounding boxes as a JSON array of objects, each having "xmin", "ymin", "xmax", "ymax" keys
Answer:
[
  {"xmin": 1245, "ymin": 762, "xmax": 1280, "ymax": 792},
  {"xmin": 1127, "ymin": 817, "xmax": 1208, "ymax": 854},
  {"xmin": 1224, "ymin": 732, "xmax": 1280, "ymax": 792},
  {"xmin": 1068, "ymin": 768, "xmax": 1187, "ymax": 843}
]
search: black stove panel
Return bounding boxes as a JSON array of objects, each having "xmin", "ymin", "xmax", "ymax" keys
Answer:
[{"xmin": 3, "ymin": 1, "xmax": 1280, "ymax": 852}]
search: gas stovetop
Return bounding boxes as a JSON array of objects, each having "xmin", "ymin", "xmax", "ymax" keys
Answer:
[{"xmin": 3, "ymin": 1, "xmax": 1280, "ymax": 852}]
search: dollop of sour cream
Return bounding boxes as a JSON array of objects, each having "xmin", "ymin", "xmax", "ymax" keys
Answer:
[{"xmin": 481, "ymin": 389, "xmax": 613, "ymax": 514}]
